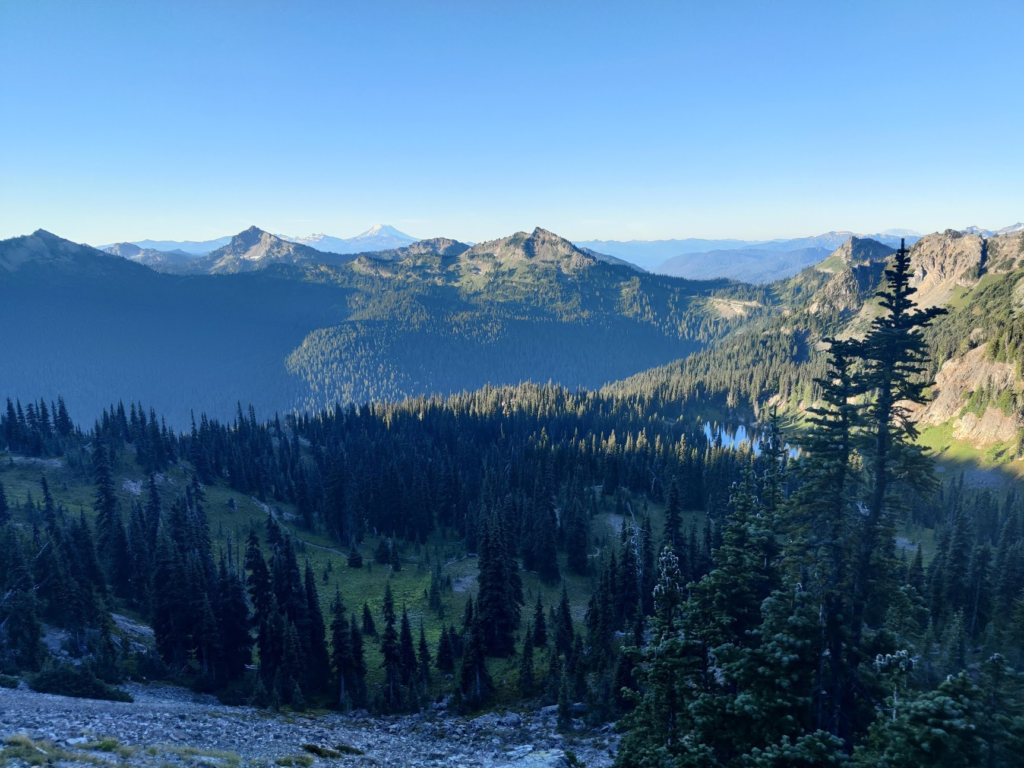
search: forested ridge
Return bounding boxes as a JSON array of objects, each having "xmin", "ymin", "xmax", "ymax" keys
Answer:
[
  {"xmin": 0, "ymin": 228, "xmax": 761, "ymax": 426},
  {"xmin": 3, "ymin": 244, "xmax": 1024, "ymax": 764}
]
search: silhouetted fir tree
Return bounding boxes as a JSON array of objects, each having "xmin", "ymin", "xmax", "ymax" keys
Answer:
[
  {"xmin": 245, "ymin": 528, "xmax": 272, "ymax": 628},
  {"xmin": 347, "ymin": 542, "xmax": 363, "ymax": 568},
  {"xmin": 278, "ymin": 620, "xmax": 304, "ymax": 706},
  {"xmin": 966, "ymin": 544, "xmax": 992, "ymax": 639},
  {"xmin": 532, "ymin": 594, "xmax": 548, "ymax": 648},
  {"xmin": 458, "ymin": 614, "xmax": 492, "ymax": 708},
  {"xmin": 380, "ymin": 583, "xmax": 402, "ymax": 709},
  {"xmin": 475, "ymin": 512, "xmax": 523, "ymax": 656},
  {"xmin": 151, "ymin": 529, "xmax": 189, "ymax": 667},
  {"xmin": 664, "ymin": 477, "xmax": 683, "ymax": 554},
  {"xmin": 349, "ymin": 614, "xmax": 367, "ymax": 707},
  {"xmin": 639, "ymin": 513, "xmax": 656, "ymax": 615},
  {"xmin": 546, "ymin": 651, "xmax": 563, "ymax": 705},
  {"xmin": 519, "ymin": 626, "xmax": 535, "ymax": 696},
  {"xmin": 127, "ymin": 500, "xmax": 151, "ymax": 609},
  {"xmin": 852, "ymin": 239, "xmax": 945, "ymax": 634},
  {"xmin": 361, "ymin": 602, "xmax": 376, "ymax": 637},
  {"xmin": 417, "ymin": 622, "xmax": 431, "ymax": 692},
  {"xmin": 943, "ymin": 507, "xmax": 974, "ymax": 622},
  {"xmin": 565, "ymin": 498, "xmax": 589, "ymax": 575},
  {"xmin": 303, "ymin": 561, "xmax": 330, "ymax": 693},
  {"xmin": 533, "ymin": 488, "xmax": 561, "ymax": 583},
  {"xmin": 91, "ymin": 441, "xmax": 121, "ymax": 578},
  {"xmin": 461, "ymin": 595, "xmax": 474, "ymax": 633},
  {"xmin": 329, "ymin": 589, "xmax": 353, "ymax": 707},
  {"xmin": 144, "ymin": 475, "xmax": 161, "ymax": 548},
  {"xmin": 907, "ymin": 545, "xmax": 926, "ymax": 596},
  {"xmin": 612, "ymin": 648, "xmax": 637, "ymax": 715},
  {"xmin": 428, "ymin": 562, "xmax": 443, "ymax": 614},
  {"xmin": 196, "ymin": 593, "xmax": 222, "ymax": 677},
  {"xmin": 0, "ymin": 546, "xmax": 45, "ymax": 672},
  {"xmin": 217, "ymin": 559, "xmax": 252, "ymax": 682},
  {"xmin": 557, "ymin": 665, "xmax": 574, "ymax": 732},
  {"xmin": 436, "ymin": 624, "xmax": 456, "ymax": 674},
  {"xmin": 399, "ymin": 605, "xmax": 416, "ymax": 686},
  {"xmin": 555, "ymin": 584, "xmax": 574, "ymax": 656}
]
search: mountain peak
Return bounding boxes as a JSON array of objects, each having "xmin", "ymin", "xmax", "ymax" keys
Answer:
[
  {"xmin": 1, "ymin": 230, "xmax": 123, "ymax": 273},
  {"xmin": 466, "ymin": 227, "xmax": 595, "ymax": 273},
  {"xmin": 361, "ymin": 223, "xmax": 398, "ymax": 237}
]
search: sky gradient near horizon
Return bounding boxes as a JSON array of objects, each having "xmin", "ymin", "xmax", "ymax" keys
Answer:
[{"xmin": 2, "ymin": 0, "xmax": 1023, "ymax": 245}]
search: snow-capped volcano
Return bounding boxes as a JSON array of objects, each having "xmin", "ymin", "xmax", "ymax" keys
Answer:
[{"xmin": 285, "ymin": 225, "xmax": 418, "ymax": 254}]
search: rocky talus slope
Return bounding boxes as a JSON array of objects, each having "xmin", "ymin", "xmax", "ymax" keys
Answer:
[{"xmin": 0, "ymin": 685, "xmax": 615, "ymax": 768}]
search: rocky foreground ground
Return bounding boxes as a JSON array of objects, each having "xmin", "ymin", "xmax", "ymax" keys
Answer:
[{"xmin": 0, "ymin": 683, "xmax": 617, "ymax": 768}]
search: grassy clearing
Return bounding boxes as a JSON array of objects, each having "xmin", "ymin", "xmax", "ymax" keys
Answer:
[{"xmin": 917, "ymin": 422, "xmax": 1023, "ymax": 484}]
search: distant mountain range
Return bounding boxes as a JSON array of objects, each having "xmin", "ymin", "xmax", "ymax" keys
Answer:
[
  {"xmin": 9, "ymin": 222, "xmax": 1024, "ymax": 456},
  {"xmin": 961, "ymin": 223, "xmax": 1024, "ymax": 237},
  {"xmin": 574, "ymin": 230, "xmax": 923, "ymax": 279},
  {"xmin": 1, "ymin": 225, "xmax": 747, "ymax": 425},
  {"xmin": 99, "ymin": 224, "xmax": 420, "ymax": 259},
  {"xmin": 95, "ymin": 222, "xmax": 1022, "ymax": 284}
]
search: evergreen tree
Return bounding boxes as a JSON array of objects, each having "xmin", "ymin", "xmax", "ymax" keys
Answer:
[
  {"xmin": 555, "ymin": 584, "xmax": 574, "ymax": 656},
  {"xmin": 532, "ymin": 593, "xmax": 548, "ymax": 648},
  {"xmin": 417, "ymin": 622, "xmax": 431, "ymax": 692},
  {"xmin": 436, "ymin": 624, "xmax": 456, "ymax": 674},
  {"xmin": 379, "ymin": 584, "xmax": 402, "ymax": 709},
  {"xmin": 565, "ymin": 498, "xmax": 589, "ymax": 575},
  {"xmin": 459, "ymin": 613, "xmax": 493, "ymax": 708},
  {"xmin": 362, "ymin": 602, "xmax": 377, "ymax": 636},
  {"xmin": 664, "ymin": 477, "xmax": 683, "ymax": 554},
  {"xmin": 330, "ymin": 589, "xmax": 353, "ymax": 707},
  {"xmin": 852, "ymin": 239, "xmax": 945, "ymax": 634},
  {"xmin": 349, "ymin": 614, "xmax": 367, "ymax": 707},
  {"xmin": 519, "ymin": 626, "xmax": 535, "ymax": 696},
  {"xmin": 303, "ymin": 561, "xmax": 331, "ymax": 693},
  {"xmin": 217, "ymin": 561, "xmax": 252, "ymax": 682},
  {"xmin": 399, "ymin": 605, "xmax": 417, "ymax": 686},
  {"xmin": 475, "ymin": 512, "xmax": 523, "ymax": 656}
]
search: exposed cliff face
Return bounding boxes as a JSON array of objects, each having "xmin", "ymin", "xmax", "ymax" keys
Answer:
[
  {"xmin": 808, "ymin": 237, "xmax": 894, "ymax": 316},
  {"xmin": 985, "ymin": 230, "xmax": 1024, "ymax": 273},
  {"xmin": 911, "ymin": 344, "xmax": 1020, "ymax": 447},
  {"xmin": 907, "ymin": 230, "xmax": 985, "ymax": 308}
]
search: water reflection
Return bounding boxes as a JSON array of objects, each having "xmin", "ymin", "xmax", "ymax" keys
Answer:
[{"xmin": 702, "ymin": 421, "xmax": 799, "ymax": 458}]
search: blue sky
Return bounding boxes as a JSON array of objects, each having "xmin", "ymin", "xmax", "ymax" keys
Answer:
[{"xmin": 1, "ymin": 0, "xmax": 1022, "ymax": 245}]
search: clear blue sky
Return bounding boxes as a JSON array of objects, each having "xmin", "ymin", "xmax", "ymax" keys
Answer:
[{"xmin": 2, "ymin": 0, "xmax": 1022, "ymax": 245}]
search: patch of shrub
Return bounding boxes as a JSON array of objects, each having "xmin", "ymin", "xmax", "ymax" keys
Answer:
[
  {"xmin": 0, "ymin": 674, "xmax": 19, "ymax": 689},
  {"xmin": 28, "ymin": 660, "xmax": 134, "ymax": 702},
  {"xmin": 301, "ymin": 744, "xmax": 341, "ymax": 758},
  {"xmin": 274, "ymin": 756, "xmax": 314, "ymax": 768}
]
